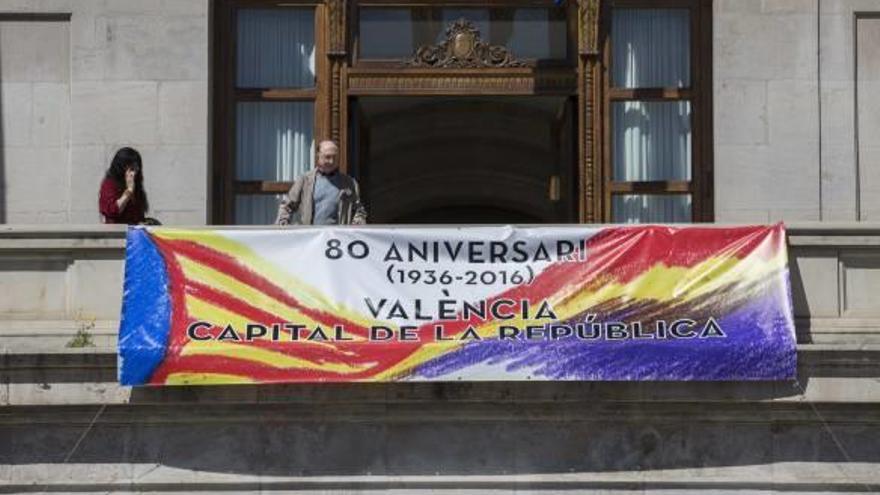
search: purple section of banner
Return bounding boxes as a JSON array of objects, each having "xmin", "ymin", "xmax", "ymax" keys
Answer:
[{"xmin": 413, "ymin": 281, "xmax": 796, "ymax": 380}]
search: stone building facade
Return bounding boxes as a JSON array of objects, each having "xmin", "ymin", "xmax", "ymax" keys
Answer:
[
  {"xmin": 0, "ymin": 0, "xmax": 877, "ymax": 225},
  {"xmin": 1, "ymin": 0, "xmax": 880, "ymax": 493},
  {"xmin": 0, "ymin": 0, "xmax": 208, "ymax": 224}
]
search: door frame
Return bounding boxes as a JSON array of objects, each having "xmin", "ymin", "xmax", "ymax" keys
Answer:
[
  {"xmin": 350, "ymin": 95, "xmax": 580, "ymax": 224},
  {"xmin": 211, "ymin": 0, "xmax": 606, "ymax": 224}
]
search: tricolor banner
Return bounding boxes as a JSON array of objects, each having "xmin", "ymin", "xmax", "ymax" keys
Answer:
[{"xmin": 118, "ymin": 224, "xmax": 796, "ymax": 385}]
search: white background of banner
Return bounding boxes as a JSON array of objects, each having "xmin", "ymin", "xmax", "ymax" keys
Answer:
[{"xmin": 228, "ymin": 226, "xmax": 603, "ymax": 327}]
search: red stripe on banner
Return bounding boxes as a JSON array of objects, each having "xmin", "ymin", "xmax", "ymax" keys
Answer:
[
  {"xmin": 153, "ymin": 237, "xmax": 193, "ymax": 355},
  {"xmin": 155, "ymin": 238, "xmax": 369, "ymax": 334},
  {"xmin": 175, "ymin": 320, "xmax": 382, "ymax": 366},
  {"xmin": 145, "ymin": 236, "xmax": 437, "ymax": 381},
  {"xmin": 184, "ymin": 280, "xmax": 370, "ymax": 340},
  {"xmin": 396, "ymin": 225, "xmax": 781, "ymax": 343},
  {"xmin": 151, "ymin": 353, "xmax": 349, "ymax": 383},
  {"xmin": 577, "ymin": 225, "xmax": 781, "ymax": 285},
  {"xmin": 146, "ymin": 236, "xmax": 199, "ymax": 383},
  {"xmin": 148, "ymin": 339, "xmax": 427, "ymax": 383}
]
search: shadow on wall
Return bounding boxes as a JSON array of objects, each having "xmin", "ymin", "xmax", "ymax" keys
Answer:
[
  {"xmin": 0, "ymin": 49, "xmax": 5, "ymax": 223},
  {"xmin": 788, "ymin": 252, "xmax": 813, "ymax": 342}
]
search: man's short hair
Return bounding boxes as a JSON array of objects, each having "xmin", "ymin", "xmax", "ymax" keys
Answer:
[{"xmin": 317, "ymin": 140, "xmax": 338, "ymax": 153}]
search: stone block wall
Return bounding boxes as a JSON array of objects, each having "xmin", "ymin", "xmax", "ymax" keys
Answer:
[
  {"xmin": 0, "ymin": 0, "xmax": 209, "ymax": 225},
  {"xmin": 714, "ymin": 0, "xmax": 880, "ymax": 222},
  {"xmin": 2, "ymin": 0, "xmax": 879, "ymax": 225},
  {"xmin": 714, "ymin": 0, "xmax": 820, "ymax": 222}
]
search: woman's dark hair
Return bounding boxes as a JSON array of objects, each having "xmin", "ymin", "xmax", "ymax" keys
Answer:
[{"xmin": 105, "ymin": 147, "xmax": 149, "ymax": 213}]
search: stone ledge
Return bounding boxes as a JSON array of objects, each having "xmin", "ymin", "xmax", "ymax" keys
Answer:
[
  {"xmin": 3, "ymin": 343, "xmax": 880, "ymax": 372},
  {"xmin": 4, "ymin": 377, "xmax": 880, "ymax": 408},
  {"xmin": 2, "ymin": 345, "xmax": 880, "ymax": 407},
  {"xmin": 0, "ymin": 223, "xmax": 875, "ymax": 254},
  {"xmin": 1, "ymin": 478, "xmax": 879, "ymax": 493},
  {"xmin": 0, "ymin": 237, "xmax": 126, "ymax": 251},
  {"xmin": 0, "ymin": 463, "xmax": 879, "ymax": 493},
  {"xmin": 0, "ymin": 225, "xmax": 128, "ymax": 236},
  {"xmin": 0, "ymin": 320, "xmax": 119, "ymax": 353},
  {"xmin": 4, "ymin": 401, "xmax": 880, "ymax": 424},
  {"xmin": 0, "ymin": 221, "xmax": 878, "ymax": 241},
  {"xmin": 0, "ymin": 225, "xmax": 126, "ymax": 251}
]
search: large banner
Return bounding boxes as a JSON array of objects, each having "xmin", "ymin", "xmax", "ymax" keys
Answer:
[{"xmin": 118, "ymin": 225, "xmax": 796, "ymax": 385}]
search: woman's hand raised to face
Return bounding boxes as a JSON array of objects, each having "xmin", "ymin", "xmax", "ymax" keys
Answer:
[{"xmin": 125, "ymin": 168, "xmax": 136, "ymax": 194}]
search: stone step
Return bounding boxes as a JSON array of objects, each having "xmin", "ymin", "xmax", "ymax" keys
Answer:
[
  {"xmin": 2, "ymin": 344, "xmax": 880, "ymax": 406},
  {"xmin": 2, "ymin": 464, "xmax": 879, "ymax": 493}
]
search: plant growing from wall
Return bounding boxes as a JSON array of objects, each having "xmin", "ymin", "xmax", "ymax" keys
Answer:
[{"xmin": 66, "ymin": 312, "xmax": 97, "ymax": 348}]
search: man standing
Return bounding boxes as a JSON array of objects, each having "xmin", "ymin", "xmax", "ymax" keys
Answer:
[{"xmin": 275, "ymin": 140, "xmax": 367, "ymax": 225}]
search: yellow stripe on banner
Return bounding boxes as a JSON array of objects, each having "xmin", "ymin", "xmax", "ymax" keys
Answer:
[
  {"xmin": 153, "ymin": 229, "xmax": 328, "ymax": 310},
  {"xmin": 553, "ymin": 251, "xmax": 787, "ymax": 318},
  {"xmin": 153, "ymin": 229, "xmax": 376, "ymax": 328},
  {"xmin": 185, "ymin": 294, "xmax": 340, "ymax": 350},
  {"xmin": 371, "ymin": 341, "xmax": 462, "ymax": 381},
  {"xmin": 180, "ymin": 340, "xmax": 372, "ymax": 374},
  {"xmin": 164, "ymin": 372, "xmax": 255, "ymax": 385},
  {"xmin": 376, "ymin": 251, "xmax": 789, "ymax": 380},
  {"xmin": 177, "ymin": 254, "xmax": 365, "ymax": 341},
  {"xmin": 678, "ymin": 249, "xmax": 786, "ymax": 302}
]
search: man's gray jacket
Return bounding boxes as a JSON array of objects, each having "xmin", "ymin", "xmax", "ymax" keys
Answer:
[{"xmin": 275, "ymin": 168, "xmax": 368, "ymax": 225}]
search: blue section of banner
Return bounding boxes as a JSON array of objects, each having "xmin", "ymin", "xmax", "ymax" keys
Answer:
[{"xmin": 118, "ymin": 227, "xmax": 171, "ymax": 385}]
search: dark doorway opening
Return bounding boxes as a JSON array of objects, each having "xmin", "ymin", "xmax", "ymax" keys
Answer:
[{"xmin": 351, "ymin": 96, "xmax": 576, "ymax": 225}]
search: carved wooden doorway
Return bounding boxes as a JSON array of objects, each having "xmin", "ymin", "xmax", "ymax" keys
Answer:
[
  {"xmin": 340, "ymin": 2, "xmax": 595, "ymax": 223},
  {"xmin": 352, "ymin": 96, "xmax": 576, "ymax": 224},
  {"xmin": 211, "ymin": 0, "xmax": 602, "ymax": 224}
]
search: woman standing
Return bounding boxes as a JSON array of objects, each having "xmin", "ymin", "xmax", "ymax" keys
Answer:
[{"xmin": 99, "ymin": 147, "xmax": 149, "ymax": 225}]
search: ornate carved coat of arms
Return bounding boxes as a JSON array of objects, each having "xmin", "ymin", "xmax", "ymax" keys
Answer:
[{"xmin": 406, "ymin": 19, "xmax": 527, "ymax": 68}]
